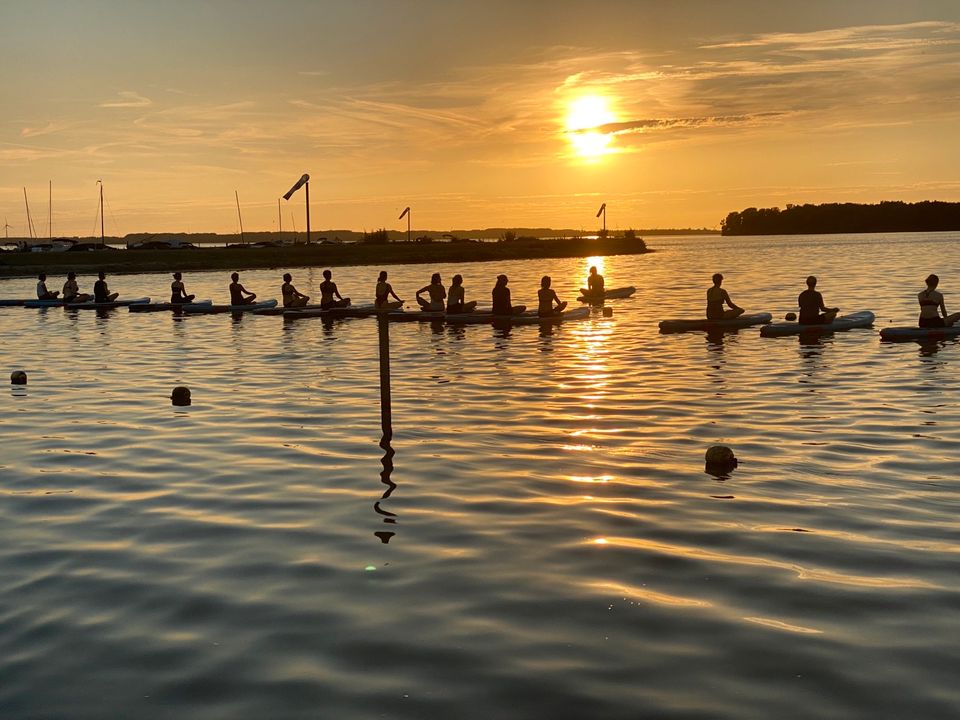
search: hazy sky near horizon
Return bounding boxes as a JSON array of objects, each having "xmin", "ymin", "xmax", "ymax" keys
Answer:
[{"xmin": 2, "ymin": 0, "xmax": 960, "ymax": 236}]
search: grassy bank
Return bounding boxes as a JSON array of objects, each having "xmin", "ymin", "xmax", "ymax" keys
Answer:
[{"xmin": 0, "ymin": 236, "xmax": 649, "ymax": 278}]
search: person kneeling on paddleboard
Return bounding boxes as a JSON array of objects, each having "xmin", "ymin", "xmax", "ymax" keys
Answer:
[
  {"xmin": 37, "ymin": 273, "xmax": 60, "ymax": 300},
  {"xmin": 62, "ymin": 272, "xmax": 90, "ymax": 303},
  {"xmin": 586, "ymin": 266, "xmax": 605, "ymax": 297},
  {"xmin": 171, "ymin": 272, "xmax": 195, "ymax": 304},
  {"xmin": 319, "ymin": 269, "xmax": 350, "ymax": 309},
  {"xmin": 798, "ymin": 276, "xmax": 838, "ymax": 325},
  {"xmin": 918, "ymin": 274, "xmax": 960, "ymax": 328},
  {"xmin": 415, "ymin": 273, "xmax": 446, "ymax": 312},
  {"xmin": 375, "ymin": 271, "xmax": 403, "ymax": 309},
  {"xmin": 706, "ymin": 273, "xmax": 744, "ymax": 320},
  {"xmin": 94, "ymin": 271, "xmax": 119, "ymax": 303},
  {"xmin": 492, "ymin": 275, "xmax": 525, "ymax": 316},
  {"xmin": 229, "ymin": 272, "xmax": 257, "ymax": 306},
  {"xmin": 281, "ymin": 273, "xmax": 310, "ymax": 308},
  {"xmin": 446, "ymin": 274, "xmax": 477, "ymax": 314},
  {"xmin": 538, "ymin": 275, "xmax": 567, "ymax": 317}
]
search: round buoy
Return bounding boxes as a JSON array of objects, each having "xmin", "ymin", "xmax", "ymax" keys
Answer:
[
  {"xmin": 602, "ymin": 307, "xmax": 614, "ymax": 318},
  {"xmin": 705, "ymin": 445, "xmax": 738, "ymax": 476},
  {"xmin": 10, "ymin": 370, "xmax": 27, "ymax": 385},
  {"xmin": 171, "ymin": 386, "xmax": 191, "ymax": 406},
  {"xmin": 785, "ymin": 312, "xmax": 797, "ymax": 321}
]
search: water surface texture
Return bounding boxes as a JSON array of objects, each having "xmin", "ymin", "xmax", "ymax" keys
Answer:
[{"xmin": 2, "ymin": 233, "xmax": 959, "ymax": 719}]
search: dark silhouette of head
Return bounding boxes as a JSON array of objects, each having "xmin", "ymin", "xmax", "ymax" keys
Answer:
[
  {"xmin": 67, "ymin": 271, "xmax": 76, "ymax": 280},
  {"xmin": 378, "ymin": 271, "xmax": 388, "ymax": 282},
  {"xmin": 926, "ymin": 274, "xmax": 939, "ymax": 289},
  {"xmin": 323, "ymin": 269, "xmax": 332, "ymax": 280},
  {"xmin": 806, "ymin": 275, "xmax": 817, "ymax": 288},
  {"xmin": 452, "ymin": 274, "xmax": 463, "ymax": 286},
  {"xmin": 38, "ymin": 272, "xmax": 46, "ymax": 281},
  {"xmin": 590, "ymin": 266, "xmax": 598, "ymax": 275},
  {"xmin": 98, "ymin": 271, "xmax": 106, "ymax": 280},
  {"xmin": 712, "ymin": 273, "xmax": 723, "ymax": 286},
  {"xmin": 173, "ymin": 272, "xmax": 182, "ymax": 280},
  {"xmin": 283, "ymin": 273, "xmax": 292, "ymax": 283},
  {"xmin": 541, "ymin": 275, "xmax": 551, "ymax": 289},
  {"xmin": 496, "ymin": 274, "xmax": 508, "ymax": 287},
  {"xmin": 431, "ymin": 272, "xmax": 441, "ymax": 285},
  {"xmin": 231, "ymin": 272, "xmax": 239, "ymax": 282}
]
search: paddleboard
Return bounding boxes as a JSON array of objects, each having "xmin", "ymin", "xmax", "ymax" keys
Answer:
[
  {"xmin": 659, "ymin": 313, "xmax": 772, "ymax": 333},
  {"xmin": 66, "ymin": 297, "xmax": 151, "ymax": 309},
  {"xmin": 0, "ymin": 299, "xmax": 31, "ymax": 307},
  {"xmin": 182, "ymin": 299, "xmax": 278, "ymax": 314},
  {"xmin": 281, "ymin": 303, "xmax": 390, "ymax": 319},
  {"xmin": 252, "ymin": 302, "xmax": 334, "ymax": 316},
  {"xmin": 760, "ymin": 311, "xmax": 875, "ymax": 337},
  {"xmin": 880, "ymin": 324, "xmax": 960, "ymax": 342},
  {"xmin": 23, "ymin": 298, "xmax": 68, "ymax": 308},
  {"xmin": 128, "ymin": 300, "xmax": 214, "ymax": 312},
  {"xmin": 577, "ymin": 286, "xmax": 636, "ymax": 302}
]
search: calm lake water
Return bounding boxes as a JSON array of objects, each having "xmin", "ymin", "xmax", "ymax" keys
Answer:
[{"xmin": 2, "ymin": 232, "xmax": 958, "ymax": 719}]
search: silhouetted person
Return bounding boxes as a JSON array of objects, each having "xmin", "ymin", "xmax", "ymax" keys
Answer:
[
  {"xmin": 587, "ymin": 266, "xmax": 605, "ymax": 295},
  {"xmin": 281, "ymin": 273, "xmax": 309, "ymax": 307},
  {"xmin": 62, "ymin": 272, "xmax": 90, "ymax": 303},
  {"xmin": 446, "ymin": 274, "xmax": 477, "ymax": 314},
  {"xmin": 170, "ymin": 272, "xmax": 195, "ymax": 304},
  {"xmin": 492, "ymin": 274, "xmax": 526, "ymax": 316},
  {"xmin": 706, "ymin": 273, "xmax": 743, "ymax": 320},
  {"xmin": 798, "ymin": 276, "xmax": 838, "ymax": 324},
  {"xmin": 36, "ymin": 273, "xmax": 59, "ymax": 300},
  {"xmin": 93, "ymin": 271, "xmax": 118, "ymax": 303},
  {"xmin": 319, "ymin": 269, "xmax": 350, "ymax": 309},
  {"xmin": 538, "ymin": 275, "xmax": 568, "ymax": 317},
  {"xmin": 229, "ymin": 272, "xmax": 256, "ymax": 305},
  {"xmin": 416, "ymin": 272, "xmax": 446, "ymax": 311},
  {"xmin": 375, "ymin": 270, "xmax": 403, "ymax": 309},
  {"xmin": 918, "ymin": 274, "xmax": 960, "ymax": 328}
]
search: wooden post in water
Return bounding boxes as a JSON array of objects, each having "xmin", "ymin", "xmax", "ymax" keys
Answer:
[{"xmin": 378, "ymin": 314, "xmax": 392, "ymax": 439}]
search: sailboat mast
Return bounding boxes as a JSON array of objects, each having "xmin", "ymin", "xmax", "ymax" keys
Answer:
[
  {"xmin": 235, "ymin": 191, "xmax": 245, "ymax": 245},
  {"xmin": 278, "ymin": 198, "xmax": 282, "ymax": 243},
  {"xmin": 49, "ymin": 180, "xmax": 52, "ymax": 239},
  {"xmin": 99, "ymin": 181, "xmax": 105, "ymax": 247},
  {"xmin": 23, "ymin": 187, "xmax": 35, "ymax": 239}
]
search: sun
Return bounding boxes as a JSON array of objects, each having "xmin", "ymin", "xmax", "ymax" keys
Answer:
[{"xmin": 565, "ymin": 95, "xmax": 617, "ymax": 158}]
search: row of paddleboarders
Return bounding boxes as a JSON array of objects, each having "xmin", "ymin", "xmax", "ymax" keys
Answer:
[
  {"xmin": 380, "ymin": 270, "xmax": 575, "ymax": 317},
  {"xmin": 33, "ymin": 266, "xmax": 599, "ymax": 317},
  {"xmin": 708, "ymin": 273, "xmax": 960, "ymax": 328},
  {"xmin": 36, "ymin": 272, "xmax": 118, "ymax": 304}
]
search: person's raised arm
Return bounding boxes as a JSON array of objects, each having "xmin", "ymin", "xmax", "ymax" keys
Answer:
[
  {"xmin": 723, "ymin": 289, "xmax": 742, "ymax": 311},
  {"xmin": 415, "ymin": 284, "xmax": 430, "ymax": 297},
  {"xmin": 332, "ymin": 282, "xmax": 343, "ymax": 300}
]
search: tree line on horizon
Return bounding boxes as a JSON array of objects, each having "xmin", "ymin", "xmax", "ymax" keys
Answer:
[{"xmin": 721, "ymin": 201, "xmax": 960, "ymax": 236}]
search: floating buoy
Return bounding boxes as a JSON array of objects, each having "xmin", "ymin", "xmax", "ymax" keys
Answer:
[
  {"xmin": 171, "ymin": 386, "xmax": 191, "ymax": 406},
  {"xmin": 705, "ymin": 445, "xmax": 738, "ymax": 476},
  {"xmin": 785, "ymin": 312, "xmax": 797, "ymax": 321},
  {"xmin": 10, "ymin": 370, "xmax": 27, "ymax": 385},
  {"xmin": 602, "ymin": 307, "xmax": 614, "ymax": 317}
]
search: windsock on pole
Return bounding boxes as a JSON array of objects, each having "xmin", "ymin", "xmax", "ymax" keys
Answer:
[{"xmin": 282, "ymin": 174, "xmax": 311, "ymax": 243}]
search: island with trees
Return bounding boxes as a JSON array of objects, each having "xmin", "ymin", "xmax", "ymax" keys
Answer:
[{"xmin": 721, "ymin": 201, "xmax": 960, "ymax": 236}]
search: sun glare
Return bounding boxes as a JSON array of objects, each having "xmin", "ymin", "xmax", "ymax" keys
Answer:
[{"xmin": 565, "ymin": 96, "xmax": 617, "ymax": 159}]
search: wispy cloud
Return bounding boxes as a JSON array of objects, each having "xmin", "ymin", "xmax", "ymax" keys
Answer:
[
  {"xmin": 21, "ymin": 122, "xmax": 68, "ymax": 138},
  {"xmin": 99, "ymin": 91, "xmax": 152, "ymax": 108}
]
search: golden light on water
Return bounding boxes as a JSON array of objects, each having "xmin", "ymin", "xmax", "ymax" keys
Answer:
[{"xmin": 565, "ymin": 95, "xmax": 617, "ymax": 159}]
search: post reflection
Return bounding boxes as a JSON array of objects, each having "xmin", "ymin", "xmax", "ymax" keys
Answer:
[{"xmin": 374, "ymin": 315, "xmax": 397, "ymax": 544}]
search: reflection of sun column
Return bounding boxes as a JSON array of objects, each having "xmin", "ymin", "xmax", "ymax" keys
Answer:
[{"xmin": 565, "ymin": 95, "xmax": 617, "ymax": 159}]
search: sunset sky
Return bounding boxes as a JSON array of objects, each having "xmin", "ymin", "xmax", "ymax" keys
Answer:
[{"xmin": 2, "ymin": 0, "xmax": 959, "ymax": 236}]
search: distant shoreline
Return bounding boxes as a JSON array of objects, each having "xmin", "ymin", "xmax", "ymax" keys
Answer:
[{"xmin": 0, "ymin": 236, "xmax": 651, "ymax": 279}]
